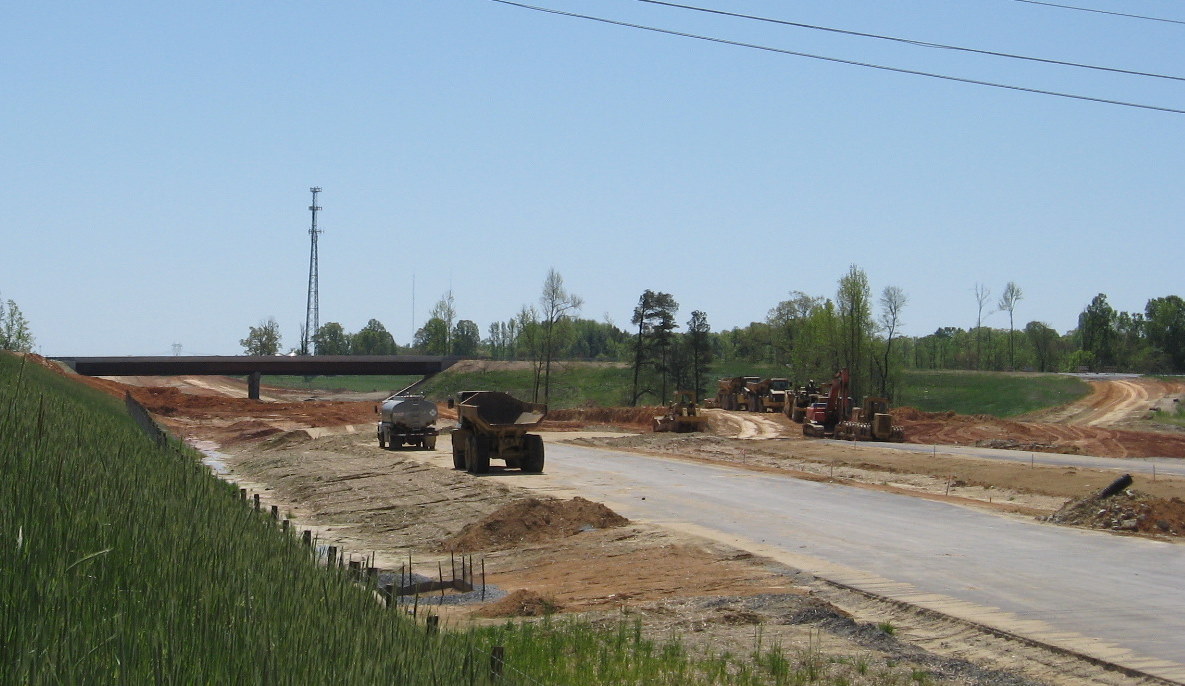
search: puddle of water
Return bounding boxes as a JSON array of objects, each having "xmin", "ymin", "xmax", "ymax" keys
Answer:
[{"xmin": 188, "ymin": 438, "xmax": 231, "ymax": 475}]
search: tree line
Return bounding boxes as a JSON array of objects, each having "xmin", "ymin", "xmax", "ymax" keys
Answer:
[{"xmin": 241, "ymin": 270, "xmax": 1185, "ymax": 404}]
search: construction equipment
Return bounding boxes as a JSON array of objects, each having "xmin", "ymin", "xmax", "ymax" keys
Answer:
[
  {"xmin": 653, "ymin": 390, "xmax": 707, "ymax": 433},
  {"xmin": 835, "ymin": 396, "xmax": 906, "ymax": 442},
  {"xmin": 746, "ymin": 377, "xmax": 792, "ymax": 413},
  {"xmin": 376, "ymin": 394, "xmax": 438, "ymax": 450},
  {"xmin": 785, "ymin": 380, "xmax": 819, "ymax": 423},
  {"xmin": 715, "ymin": 376, "xmax": 760, "ymax": 411},
  {"xmin": 449, "ymin": 391, "xmax": 547, "ymax": 474},
  {"xmin": 803, "ymin": 369, "xmax": 852, "ymax": 438}
]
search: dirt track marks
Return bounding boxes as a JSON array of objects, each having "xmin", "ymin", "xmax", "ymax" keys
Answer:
[
  {"xmin": 701, "ymin": 409, "xmax": 793, "ymax": 439},
  {"xmin": 1029, "ymin": 377, "xmax": 1184, "ymax": 428}
]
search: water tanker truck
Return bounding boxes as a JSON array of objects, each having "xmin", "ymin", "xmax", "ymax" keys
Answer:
[
  {"xmin": 376, "ymin": 395, "xmax": 439, "ymax": 450},
  {"xmin": 449, "ymin": 390, "xmax": 547, "ymax": 474}
]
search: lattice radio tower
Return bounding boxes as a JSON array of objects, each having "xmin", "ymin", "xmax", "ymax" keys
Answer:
[{"xmin": 301, "ymin": 186, "xmax": 323, "ymax": 355}]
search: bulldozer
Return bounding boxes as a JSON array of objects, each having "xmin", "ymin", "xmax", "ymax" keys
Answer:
[
  {"xmin": 653, "ymin": 390, "xmax": 707, "ymax": 433},
  {"xmin": 835, "ymin": 396, "xmax": 906, "ymax": 442}
]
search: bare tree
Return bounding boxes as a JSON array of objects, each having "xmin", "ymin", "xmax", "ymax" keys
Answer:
[
  {"xmin": 973, "ymin": 283, "xmax": 991, "ymax": 370},
  {"xmin": 538, "ymin": 269, "xmax": 583, "ymax": 406},
  {"xmin": 875, "ymin": 286, "xmax": 908, "ymax": 397},
  {"xmin": 998, "ymin": 282, "xmax": 1023, "ymax": 370}
]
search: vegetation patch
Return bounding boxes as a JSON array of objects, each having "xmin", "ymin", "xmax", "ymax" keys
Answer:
[{"xmin": 898, "ymin": 370, "xmax": 1089, "ymax": 417}]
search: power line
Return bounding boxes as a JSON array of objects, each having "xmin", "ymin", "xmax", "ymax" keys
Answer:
[
  {"xmin": 636, "ymin": 0, "xmax": 1185, "ymax": 82},
  {"xmin": 1010, "ymin": 0, "xmax": 1185, "ymax": 26},
  {"xmin": 488, "ymin": 0, "xmax": 1185, "ymax": 115}
]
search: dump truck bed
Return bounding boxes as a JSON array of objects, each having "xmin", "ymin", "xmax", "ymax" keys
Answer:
[{"xmin": 456, "ymin": 391, "xmax": 546, "ymax": 433}]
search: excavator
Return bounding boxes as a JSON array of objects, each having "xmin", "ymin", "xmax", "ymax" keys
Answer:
[
  {"xmin": 802, "ymin": 369, "xmax": 905, "ymax": 442},
  {"xmin": 802, "ymin": 369, "xmax": 852, "ymax": 438}
]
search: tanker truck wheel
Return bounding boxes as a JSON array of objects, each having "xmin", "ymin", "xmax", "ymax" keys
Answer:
[
  {"xmin": 521, "ymin": 434, "xmax": 544, "ymax": 473},
  {"xmin": 451, "ymin": 430, "xmax": 470, "ymax": 469},
  {"xmin": 466, "ymin": 435, "xmax": 490, "ymax": 474},
  {"xmin": 424, "ymin": 434, "xmax": 437, "ymax": 451}
]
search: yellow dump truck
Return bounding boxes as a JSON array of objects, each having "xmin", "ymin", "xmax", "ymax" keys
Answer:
[{"xmin": 449, "ymin": 391, "xmax": 547, "ymax": 474}]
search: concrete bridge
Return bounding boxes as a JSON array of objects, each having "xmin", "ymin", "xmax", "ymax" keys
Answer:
[{"xmin": 52, "ymin": 355, "xmax": 463, "ymax": 399}]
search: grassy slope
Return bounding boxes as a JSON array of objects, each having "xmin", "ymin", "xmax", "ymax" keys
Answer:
[{"xmin": 897, "ymin": 370, "xmax": 1089, "ymax": 417}]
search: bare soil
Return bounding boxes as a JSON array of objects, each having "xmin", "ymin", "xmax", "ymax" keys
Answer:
[{"xmin": 29, "ymin": 357, "xmax": 1185, "ymax": 685}]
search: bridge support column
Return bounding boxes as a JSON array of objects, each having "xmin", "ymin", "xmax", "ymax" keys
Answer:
[{"xmin": 248, "ymin": 372, "xmax": 261, "ymax": 400}]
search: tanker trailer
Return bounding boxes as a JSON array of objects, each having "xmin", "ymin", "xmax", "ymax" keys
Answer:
[
  {"xmin": 376, "ymin": 395, "xmax": 439, "ymax": 450},
  {"xmin": 449, "ymin": 390, "xmax": 547, "ymax": 474}
]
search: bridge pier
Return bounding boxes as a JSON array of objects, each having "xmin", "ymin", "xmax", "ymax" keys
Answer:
[{"xmin": 248, "ymin": 372, "xmax": 261, "ymax": 400}]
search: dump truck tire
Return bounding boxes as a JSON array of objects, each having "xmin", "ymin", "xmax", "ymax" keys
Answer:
[
  {"xmin": 425, "ymin": 434, "xmax": 437, "ymax": 451},
  {"xmin": 522, "ymin": 434, "xmax": 545, "ymax": 473},
  {"xmin": 467, "ymin": 435, "xmax": 490, "ymax": 474},
  {"xmin": 451, "ymin": 430, "xmax": 469, "ymax": 469}
]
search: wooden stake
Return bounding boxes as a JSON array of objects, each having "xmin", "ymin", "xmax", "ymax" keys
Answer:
[
  {"xmin": 490, "ymin": 646, "xmax": 504, "ymax": 679},
  {"xmin": 253, "ymin": 493, "xmax": 260, "ymax": 511}
]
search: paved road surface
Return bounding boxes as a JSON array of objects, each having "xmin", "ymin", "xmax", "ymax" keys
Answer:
[
  {"xmin": 861, "ymin": 440, "xmax": 1185, "ymax": 477},
  {"xmin": 517, "ymin": 442, "xmax": 1185, "ymax": 682}
]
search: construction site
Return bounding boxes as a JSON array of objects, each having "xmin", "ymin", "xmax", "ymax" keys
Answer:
[{"xmin": 39, "ymin": 356, "xmax": 1185, "ymax": 685}]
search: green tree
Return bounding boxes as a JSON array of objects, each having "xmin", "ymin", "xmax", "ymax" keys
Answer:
[
  {"xmin": 630, "ymin": 290, "xmax": 678, "ymax": 406},
  {"xmin": 538, "ymin": 269, "xmax": 583, "ymax": 406},
  {"xmin": 998, "ymin": 282, "xmax": 1023, "ymax": 370},
  {"xmin": 352, "ymin": 319, "xmax": 397, "ymax": 355},
  {"xmin": 429, "ymin": 291, "xmax": 456, "ymax": 355},
  {"xmin": 452, "ymin": 319, "xmax": 481, "ymax": 357},
  {"xmin": 0, "ymin": 296, "xmax": 35, "ymax": 352},
  {"xmin": 686, "ymin": 310, "xmax": 712, "ymax": 402},
  {"xmin": 1024, "ymin": 321, "xmax": 1059, "ymax": 372},
  {"xmin": 240, "ymin": 318, "xmax": 282, "ymax": 356},
  {"xmin": 836, "ymin": 265, "xmax": 873, "ymax": 399},
  {"xmin": 1078, "ymin": 294, "xmax": 1116, "ymax": 369},
  {"xmin": 412, "ymin": 317, "xmax": 449, "ymax": 355},
  {"xmin": 311, "ymin": 322, "xmax": 351, "ymax": 355},
  {"xmin": 1144, "ymin": 296, "xmax": 1185, "ymax": 371}
]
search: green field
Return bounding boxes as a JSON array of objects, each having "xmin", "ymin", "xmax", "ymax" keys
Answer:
[
  {"xmin": 897, "ymin": 370, "xmax": 1089, "ymax": 417},
  {"xmin": 4, "ymin": 352, "xmax": 940, "ymax": 684},
  {"xmin": 267, "ymin": 362, "xmax": 1092, "ymax": 417}
]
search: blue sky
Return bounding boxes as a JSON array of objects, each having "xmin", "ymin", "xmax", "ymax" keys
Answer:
[{"xmin": 4, "ymin": 1, "xmax": 1181, "ymax": 356}]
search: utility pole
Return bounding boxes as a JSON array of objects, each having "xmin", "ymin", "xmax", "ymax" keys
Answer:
[{"xmin": 301, "ymin": 187, "xmax": 322, "ymax": 355}]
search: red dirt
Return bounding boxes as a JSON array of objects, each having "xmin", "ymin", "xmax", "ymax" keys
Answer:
[
  {"xmin": 441, "ymin": 497, "xmax": 630, "ymax": 552},
  {"xmin": 898, "ymin": 407, "xmax": 1185, "ymax": 458},
  {"xmin": 472, "ymin": 589, "xmax": 563, "ymax": 618}
]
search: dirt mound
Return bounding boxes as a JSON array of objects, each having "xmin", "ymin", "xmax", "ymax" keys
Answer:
[
  {"xmin": 473, "ymin": 589, "xmax": 563, "ymax": 617},
  {"xmin": 441, "ymin": 497, "xmax": 629, "ymax": 552},
  {"xmin": 546, "ymin": 406, "xmax": 658, "ymax": 431},
  {"xmin": 1044, "ymin": 489, "xmax": 1185, "ymax": 536}
]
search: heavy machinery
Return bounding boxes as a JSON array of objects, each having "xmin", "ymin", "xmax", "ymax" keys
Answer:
[
  {"xmin": 746, "ymin": 377, "xmax": 792, "ymax": 413},
  {"xmin": 835, "ymin": 396, "xmax": 906, "ymax": 442},
  {"xmin": 803, "ymin": 369, "xmax": 852, "ymax": 438},
  {"xmin": 376, "ymin": 394, "xmax": 438, "ymax": 450},
  {"xmin": 715, "ymin": 376, "xmax": 760, "ymax": 411},
  {"xmin": 785, "ymin": 381, "xmax": 819, "ymax": 423},
  {"xmin": 653, "ymin": 390, "xmax": 707, "ymax": 433},
  {"xmin": 449, "ymin": 391, "xmax": 547, "ymax": 474}
]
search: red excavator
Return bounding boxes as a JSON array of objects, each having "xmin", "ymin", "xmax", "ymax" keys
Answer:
[{"xmin": 803, "ymin": 369, "xmax": 852, "ymax": 438}]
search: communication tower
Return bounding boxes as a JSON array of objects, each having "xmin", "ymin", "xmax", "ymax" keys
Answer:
[{"xmin": 302, "ymin": 187, "xmax": 323, "ymax": 355}]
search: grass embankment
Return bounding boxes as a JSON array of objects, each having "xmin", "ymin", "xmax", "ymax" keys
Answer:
[
  {"xmin": 897, "ymin": 370, "xmax": 1089, "ymax": 417},
  {"xmin": 2, "ymin": 353, "xmax": 924, "ymax": 684},
  {"xmin": 259, "ymin": 374, "xmax": 421, "ymax": 393}
]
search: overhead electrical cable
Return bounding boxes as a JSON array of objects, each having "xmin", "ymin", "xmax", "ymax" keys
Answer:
[
  {"xmin": 637, "ymin": 0, "xmax": 1185, "ymax": 82},
  {"xmin": 487, "ymin": 0, "xmax": 1185, "ymax": 115},
  {"xmin": 1011, "ymin": 0, "xmax": 1185, "ymax": 26}
]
